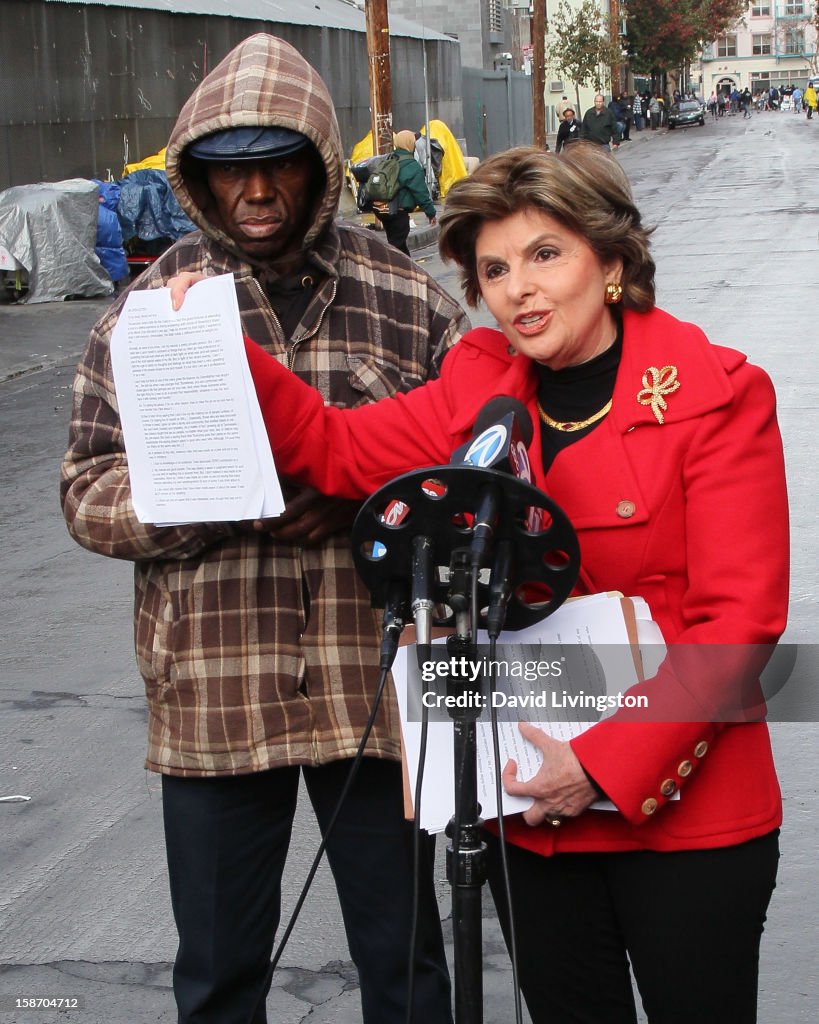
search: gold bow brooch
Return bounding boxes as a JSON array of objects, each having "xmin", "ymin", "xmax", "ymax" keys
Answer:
[{"xmin": 637, "ymin": 365, "xmax": 680, "ymax": 425}]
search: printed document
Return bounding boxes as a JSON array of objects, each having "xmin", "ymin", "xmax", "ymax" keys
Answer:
[
  {"xmin": 392, "ymin": 593, "xmax": 668, "ymax": 832},
  {"xmin": 110, "ymin": 274, "xmax": 283, "ymax": 524}
]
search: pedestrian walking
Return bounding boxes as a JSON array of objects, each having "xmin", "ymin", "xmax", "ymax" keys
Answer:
[
  {"xmin": 556, "ymin": 94, "xmax": 574, "ymax": 120},
  {"xmin": 582, "ymin": 93, "xmax": 619, "ymax": 149},
  {"xmin": 791, "ymin": 86, "xmax": 803, "ymax": 112},
  {"xmin": 649, "ymin": 94, "xmax": 661, "ymax": 130},
  {"xmin": 632, "ymin": 92, "xmax": 643, "ymax": 130},
  {"xmin": 372, "ymin": 129, "xmax": 437, "ymax": 256},
  {"xmin": 608, "ymin": 95, "xmax": 626, "ymax": 144},
  {"xmin": 708, "ymin": 91, "xmax": 718, "ymax": 120},
  {"xmin": 742, "ymin": 88, "xmax": 752, "ymax": 118},
  {"xmin": 60, "ymin": 32, "xmax": 464, "ymax": 1024},
  {"xmin": 555, "ymin": 106, "xmax": 582, "ymax": 151},
  {"xmin": 804, "ymin": 83, "xmax": 817, "ymax": 119},
  {"xmin": 620, "ymin": 94, "xmax": 633, "ymax": 140},
  {"xmin": 717, "ymin": 91, "xmax": 726, "ymax": 117}
]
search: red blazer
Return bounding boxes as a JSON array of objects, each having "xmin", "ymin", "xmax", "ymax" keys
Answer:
[{"xmin": 246, "ymin": 306, "xmax": 789, "ymax": 855}]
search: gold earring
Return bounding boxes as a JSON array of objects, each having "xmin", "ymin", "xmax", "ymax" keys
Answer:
[{"xmin": 605, "ymin": 282, "xmax": 623, "ymax": 304}]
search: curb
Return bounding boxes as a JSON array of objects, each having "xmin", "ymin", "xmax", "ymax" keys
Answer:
[{"xmin": 337, "ymin": 204, "xmax": 442, "ymax": 254}]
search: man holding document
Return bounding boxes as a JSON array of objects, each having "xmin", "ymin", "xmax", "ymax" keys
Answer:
[{"xmin": 60, "ymin": 33, "xmax": 466, "ymax": 1024}]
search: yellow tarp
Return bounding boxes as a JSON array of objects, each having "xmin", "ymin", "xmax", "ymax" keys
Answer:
[
  {"xmin": 348, "ymin": 122, "xmax": 469, "ymax": 198},
  {"xmin": 123, "ymin": 147, "xmax": 167, "ymax": 176},
  {"xmin": 349, "ymin": 132, "xmax": 376, "ymax": 167},
  {"xmin": 420, "ymin": 120, "xmax": 468, "ymax": 197}
]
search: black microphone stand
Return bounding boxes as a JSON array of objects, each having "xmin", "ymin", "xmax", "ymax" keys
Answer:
[
  {"xmin": 352, "ymin": 464, "xmax": 580, "ymax": 1024},
  {"xmin": 445, "ymin": 552, "xmax": 486, "ymax": 1023}
]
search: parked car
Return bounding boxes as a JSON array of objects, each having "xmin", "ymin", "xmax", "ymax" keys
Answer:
[{"xmin": 668, "ymin": 100, "xmax": 706, "ymax": 128}]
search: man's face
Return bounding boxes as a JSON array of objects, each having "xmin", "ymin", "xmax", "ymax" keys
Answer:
[
  {"xmin": 594, "ymin": 95, "xmax": 605, "ymax": 111},
  {"xmin": 205, "ymin": 149, "xmax": 321, "ymax": 261}
]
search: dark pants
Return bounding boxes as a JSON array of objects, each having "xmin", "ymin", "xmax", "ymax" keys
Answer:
[
  {"xmin": 485, "ymin": 830, "xmax": 779, "ymax": 1024},
  {"xmin": 375, "ymin": 209, "xmax": 412, "ymax": 256},
  {"xmin": 163, "ymin": 759, "xmax": 452, "ymax": 1024}
]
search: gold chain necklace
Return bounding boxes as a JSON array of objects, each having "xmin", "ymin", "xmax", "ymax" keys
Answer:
[{"xmin": 536, "ymin": 398, "xmax": 613, "ymax": 432}]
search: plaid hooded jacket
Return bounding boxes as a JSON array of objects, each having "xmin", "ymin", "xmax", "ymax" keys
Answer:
[{"xmin": 60, "ymin": 34, "xmax": 469, "ymax": 776}]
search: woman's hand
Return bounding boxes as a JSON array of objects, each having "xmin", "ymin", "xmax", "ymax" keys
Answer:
[
  {"xmin": 168, "ymin": 271, "xmax": 207, "ymax": 311},
  {"xmin": 502, "ymin": 722, "xmax": 599, "ymax": 826}
]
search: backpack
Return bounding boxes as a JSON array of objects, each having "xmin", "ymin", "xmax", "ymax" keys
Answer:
[{"xmin": 354, "ymin": 152, "xmax": 405, "ymax": 213}]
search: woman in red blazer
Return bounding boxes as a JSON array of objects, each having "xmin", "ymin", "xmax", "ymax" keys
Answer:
[{"xmin": 171, "ymin": 143, "xmax": 788, "ymax": 1023}]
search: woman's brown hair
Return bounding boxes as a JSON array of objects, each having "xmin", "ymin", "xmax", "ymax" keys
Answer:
[{"xmin": 438, "ymin": 143, "xmax": 655, "ymax": 311}]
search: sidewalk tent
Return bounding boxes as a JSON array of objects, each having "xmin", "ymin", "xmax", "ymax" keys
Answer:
[
  {"xmin": 0, "ymin": 179, "xmax": 113, "ymax": 304},
  {"xmin": 419, "ymin": 121, "xmax": 468, "ymax": 198}
]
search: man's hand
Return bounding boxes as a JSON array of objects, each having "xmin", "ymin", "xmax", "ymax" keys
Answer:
[
  {"xmin": 168, "ymin": 271, "xmax": 207, "ymax": 311},
  {"xmin": 166, "ymin": 276, "xmax": 358, "ymax": 546},
  {"xmin": 502, "ymin": 722, "xmax": 599, "ymax": 826},
  {"xmin": 243, "ymin": 487, "xmax": 360, "ymax": 547}
]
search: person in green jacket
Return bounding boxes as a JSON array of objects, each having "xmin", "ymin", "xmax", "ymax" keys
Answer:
[{"xmin": 375, "ymin": 129, "xmax": 437, "ymax": 255}]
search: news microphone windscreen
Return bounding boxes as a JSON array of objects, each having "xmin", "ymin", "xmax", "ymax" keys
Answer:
[{"xmin": 473, "ymin": 397, "xmax": 534, "ymax": 447}]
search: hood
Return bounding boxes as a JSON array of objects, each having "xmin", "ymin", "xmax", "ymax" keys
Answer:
[{"xmin": 165, "ymin": 33, "xmax": 343, "ymax": 260}]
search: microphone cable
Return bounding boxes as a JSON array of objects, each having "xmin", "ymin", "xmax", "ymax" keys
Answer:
[
  {"xmin": 484, "ymin": 539, "xmax": 524, "ymax": 1024},
  {"xmin": 487, "ymin": 631, "xmax": 524, "ymax": 1024},
  {"xmin": 404, "ymin": 697, "xmax": 432, "ymax": 1024}
]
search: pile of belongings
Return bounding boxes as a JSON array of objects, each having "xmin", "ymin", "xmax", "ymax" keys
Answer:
[
  {"xmin": 0, "ymin": 147, "xmax": 195, "ymax": 303},
  {"xmin": 0, "ymin": 179, "xmax": 114, "ymax": 304},
  {"xmin": 117, "ymin": 149, "xmax": 195, "ymax": 261}
]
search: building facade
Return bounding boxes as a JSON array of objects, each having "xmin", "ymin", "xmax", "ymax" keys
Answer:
[
  {"xmin": 0, "ymin": 0, "xmax": 464, "ymax": 190},
  {"xmin": 387, "ymin": 0, "xmax": 513, "ymax": 71},
  {"xmin": 699, "ymin": 0, "xmax": 818, "ymax": 98}
]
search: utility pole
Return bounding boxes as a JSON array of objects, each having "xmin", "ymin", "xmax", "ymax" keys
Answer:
[
  {"xmin": 532, "ymin": 0, "xmax": 547, "ymax": 148},
  {"xmin": 609, "ymin": 0, "xmax": 622, "ymax": 97},
  {"xmin": 364, "ymin": 0, "xmax": 394, "ymax": 154}
]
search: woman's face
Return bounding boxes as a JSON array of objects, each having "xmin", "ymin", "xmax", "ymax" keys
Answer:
[{"xmin": 475, "ymin": 208, "xmax": 622, "ymax": 370}]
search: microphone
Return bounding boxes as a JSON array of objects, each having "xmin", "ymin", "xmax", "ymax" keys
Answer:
[
  {"xmin": 380, "ymin": 580, "xmax": 410, "ymax": 670},
  {"xmin": 351, "ymin": 397, "xmax": 580, "ymax": 635},
  {"xmin": 450, "ymin": 397, "xmax": 534, "ymax": 473},
  {"xmin": 450, "ymin": 398, "xmax": 536, "ymax": 571},
  {"xmin": 411, "ymin": 535, "xmax": 435, "ymax": 667},
  {"xmin": 486, "ymin": 539, "xmax": 514, "ymax": 640}
]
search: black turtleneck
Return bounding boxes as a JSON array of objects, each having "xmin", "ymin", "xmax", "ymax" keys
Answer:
[
  {"xmin": 258, "ymin": 267, "xmax": 321, "ymax": 339},
  {"xmin": 536, "ymin": 322, "xmax": 623, "ymax": 473}
]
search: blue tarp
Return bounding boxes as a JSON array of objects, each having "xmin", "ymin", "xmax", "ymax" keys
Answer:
[
  {"xmin": 93, "ymin": 180, "xmax": 128, "ymax": 282},
  {"xmin": 117, "ymin": 169, "xmax": 195, "ymax": 243}
]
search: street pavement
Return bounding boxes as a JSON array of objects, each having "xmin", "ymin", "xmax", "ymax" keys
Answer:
[{"xmin": 1, "ymin": 112, "xmax": 817, "ymax": 1023}]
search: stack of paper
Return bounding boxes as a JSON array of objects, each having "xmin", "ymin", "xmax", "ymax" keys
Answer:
[
  {"xmin": 110, "ymin": 274, "xmax": 283, "ymax": 525},
  {"xmin": 392, "ymin": 593, "xmax": 667, "ymax": 833}
]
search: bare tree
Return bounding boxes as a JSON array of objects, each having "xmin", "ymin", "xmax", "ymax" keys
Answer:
[{"xmin": 547, "ymin": 0, "xmax": 623, "ymax": 116}]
